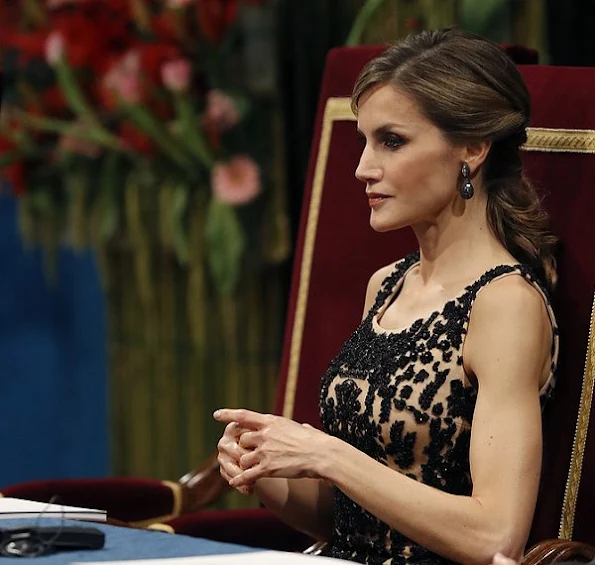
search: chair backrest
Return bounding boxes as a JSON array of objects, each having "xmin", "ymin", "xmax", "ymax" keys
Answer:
[
  {"xmin": 520, "ymin": 65, "xmax": 595, "ymax": 548},
  {"xmin": 274, "ymin": 45, "xmax": 595, "ymax": 549}
]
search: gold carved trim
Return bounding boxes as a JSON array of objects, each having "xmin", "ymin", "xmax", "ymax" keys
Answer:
[
  {"xmin": 282, "ymin": 99, "xmax": 349, "ymax": 418},
  {"xmin": 128, "ymin": 480, "xmax": 182, "ymax": 528},
  {"xmin": 525, "ymin": 128, "xmax": 595, "ymax": 154},
  {"xmin": 294, "ymin": 97, "xmax": 595, "ymax": 153},
  {"xmin": 560, "ymin": 294, "xmax": 595, "ymax": 539},
  {"xmin": 283, "ymin": 97, "xmax": 595, "ymax": 541},
  {"xmin": 146, "ymin": 523, "xmax": 175, "ymax": 534}
]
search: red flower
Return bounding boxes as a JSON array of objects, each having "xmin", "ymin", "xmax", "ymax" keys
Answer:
[
  {"xmin": 48, "ymin": 4, "xmax": 132, "ymax": 72},
  {"xmin": 119, "ymin": 122, "xmax": 156, "ymax": 155},
  {"xmin": 152, "ymin": 12, "xmax": 183, "ymax": 43},
  {"xmin": 48, "ymin": 0, "xmax": 130, "ymax": 18},
  {"xmin": 5, "ymin": 164, "xmax": 26, "ymax": 196},
  {"xmin": 40, "ymin": 86, "xmax": 69, "ymax": 115},
  {"xmin": 196, "ymin": 0, "xmax": 239, "ymax": 45},
  {"xmin": 138, "ymin": 43, "xmax": 182, "ymax": 83},
  {"xmin": 0, "ymin": 137, "xmax": 26, "ymax": 196},
  {"xmin": 0, "ymin": 29, "xmax": 48, "ymax": 62}
]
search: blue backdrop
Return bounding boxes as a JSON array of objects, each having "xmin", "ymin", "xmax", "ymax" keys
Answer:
[{"xmin": 0, "ymin": 192, "xmax": 109, "ymax": 485}]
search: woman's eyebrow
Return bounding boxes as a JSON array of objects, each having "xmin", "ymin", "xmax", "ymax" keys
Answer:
[{"xmin": 356, "ymin": 123, "xmax": 409, "ymax": 137}]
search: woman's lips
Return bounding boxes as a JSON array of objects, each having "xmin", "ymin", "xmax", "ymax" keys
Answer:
[{"xmin": 367, "ymin": 193, "xmax": 389, "ymax": 207}]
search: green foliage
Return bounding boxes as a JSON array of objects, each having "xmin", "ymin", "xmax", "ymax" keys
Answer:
[{"xmin": 205, "ymin": 198, "xmax": 246, "ymax": 295}]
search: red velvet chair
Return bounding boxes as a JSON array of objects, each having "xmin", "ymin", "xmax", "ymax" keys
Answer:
[
  {"xmin": 0, "ymin": 455, "xmax": 226, "ymax": 528},
  {"xmin": 157, "ymin": 47, "xmax": 595, "ymax": 564}
]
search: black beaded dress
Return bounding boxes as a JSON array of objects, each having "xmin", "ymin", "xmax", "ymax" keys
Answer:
[{"xmin": 319, "ymin": 252, "xmax": 559, "ymax": 565}]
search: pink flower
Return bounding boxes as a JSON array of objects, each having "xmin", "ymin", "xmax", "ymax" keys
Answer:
[
  {"xmin": 161, "ymin": 59, "xmax": 191, "ymax": 93},
  {"xmin": 45, "ymin": 31, "xmax": 65, "ymax": 65},
  {"xmin": 204, "ymin": 90, "xmax": 240, "ymax": 132},
  {"xmin": 212, "ymin": 156, "xmax": 261, "ymax": 205},
  {"xmin": 102, "ymin": 50, "xmax": 142, "ymax": 104}
]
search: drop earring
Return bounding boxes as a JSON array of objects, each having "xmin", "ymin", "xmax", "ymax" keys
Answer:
[{"xmin": 460, "ymin": 162, "xmax": 474, "ymax": 200}]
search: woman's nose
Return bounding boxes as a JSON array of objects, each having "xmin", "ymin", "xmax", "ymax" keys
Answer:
[{"xmin": 355, "ymin": 148, "xmax": 382, "ymax": 183}]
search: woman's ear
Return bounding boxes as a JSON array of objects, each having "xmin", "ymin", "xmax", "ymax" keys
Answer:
[{"xmin": 463, "ymin": 141, "xmax": 491, "ymax": 176}]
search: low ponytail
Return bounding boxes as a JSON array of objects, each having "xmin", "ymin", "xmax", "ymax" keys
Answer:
[{"xmin": 486, "ymin": 174, "xmax": 557, "ymax": 292}]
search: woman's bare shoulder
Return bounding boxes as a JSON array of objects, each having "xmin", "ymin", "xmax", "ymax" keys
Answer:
[
  {"xmin": 465, "ymin": 273, "xmax": 551, "ymax": 388},
  {"xmin": 472, "ymin": 274, "xmax": 548, "ymax": 323}
]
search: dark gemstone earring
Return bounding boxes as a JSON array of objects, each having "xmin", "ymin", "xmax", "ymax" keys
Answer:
[{"xmin": 460, "ymin": 162, "xmax": 474, "ymax": 200}]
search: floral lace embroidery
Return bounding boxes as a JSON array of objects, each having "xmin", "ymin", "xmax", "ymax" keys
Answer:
[{"xmin": 319, "ymin": 252, "xmax": 558, "ymax": 564}]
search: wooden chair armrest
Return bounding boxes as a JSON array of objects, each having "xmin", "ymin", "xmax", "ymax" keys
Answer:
[
  {"xmin": 303, "ymin": 541, "xmax": 328, "ymax": 555},
  {"xmin": 302, "ymin": 539, "xmax": 595, "ymax": 563},
  {"xmin": 304, "ymin": 539, "xmax": 595, "ymax": 565},
  {"xmin": 178, "ymin": 451, "xmax": 231, "ymax": 514},
  {"xmin": 523, "ymin": 539, "xmax": 595, "ymax": 565}
]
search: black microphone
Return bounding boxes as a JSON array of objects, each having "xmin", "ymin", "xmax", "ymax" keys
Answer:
[{"xmin": 0, "ymin": 525, "xmax": 105, "ymax": 557}]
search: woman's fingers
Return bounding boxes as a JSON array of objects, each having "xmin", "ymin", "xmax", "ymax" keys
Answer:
[
  {"xmin": 238, "ymin": 431, "xmax": 260, "ymax": 449},
  {"xmin": 226, "ymin": 421, "xmax": 251, "ymax": 440},
  {"xmin": 219, "ymin": 458, "xmax": 254, "ymax": 495},
  {"xmin": 217, "ymin": 418, "xmax": 259, "ymax": 495},
  {"xmin": 219, "ymin": 453, "xmax": 254, "ymax": 492},
  {"xmin": 218, "ymin": 453, "xmax": 242, "ymax": 478},
  {"xmin": 219, "ymin": 464, "xmax": 234, "ymax": 484},
  {"xmin": 219, "ymin": 431, "xmax": 250, "ymax": 460},
  {"xmin": 236, "ymin": 485, "xmax": 253, "ymax": 495},
  {"xmin": 230, "ymin": 465, "xmax": 265, "ymax": 487},
  {"xmin": 214, "ymin": 409, "xmax": 270, "ymax": 429},
  {"xmin": 239, "ymin": 449, "xmax": 260, "ymax": 470}
]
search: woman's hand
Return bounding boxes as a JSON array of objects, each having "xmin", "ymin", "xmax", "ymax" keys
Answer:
[
  {"xmin": 216, "ymin": 420, "xmax": 254, "ymax": 495},
  {"xmin": 213, "ymin": 408, "xmax": 331, "ymax": 488}
]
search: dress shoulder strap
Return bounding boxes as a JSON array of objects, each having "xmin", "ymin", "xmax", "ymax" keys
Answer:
[
  {"xmin": 460, "ymin": 263, "xmax": 559, "ymax": 402},
  {"xmin": 368, "ymin": 251, "xmax": 420, "ymax": 318}
]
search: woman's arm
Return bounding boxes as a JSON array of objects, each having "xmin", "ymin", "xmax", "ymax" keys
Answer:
[
  {"xmin": 217, "ymin": 275, "xmax": 551, "ymax": 564},
  {"xmin": 244, "ymin": 265, "xmax": 393, "ymax": 539},
  {"xmin": 216, "ymin": 266, "xmax": 393, "ymax": 539},
  {"xmin": 317, "ymin": 276, "xmax": 551, "ymax": 564},
  {"xmin": 217, "ymin": 421, "xmax": 334, "ymax": 540},
  {"xmin": 252, "ymin": 477, "xmax": 334, "ymax": 541}
]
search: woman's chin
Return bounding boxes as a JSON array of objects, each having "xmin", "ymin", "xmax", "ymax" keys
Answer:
[{"xmin": 369, "ymin": 216, "xmax": 407, "ymax": 233}]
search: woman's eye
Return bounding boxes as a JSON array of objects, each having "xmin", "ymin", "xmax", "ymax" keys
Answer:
[
  {"xmin": 357, "ymin": 134, "xmax": 366, "ymax": 146},
  {"xmin": 384, "ymin": 134, "xmax": 404, "ymax": 150}
]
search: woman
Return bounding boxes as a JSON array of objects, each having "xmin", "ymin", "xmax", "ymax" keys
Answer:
[{"xmin": 215, "ymin": 28, "xmax": 558, "ymax": 565}]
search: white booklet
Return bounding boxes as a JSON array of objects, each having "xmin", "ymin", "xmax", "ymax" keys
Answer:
[
  {"xmin": 0, "ymin": 497, "xmax": 106, "ymax": 522},
  {"xmin": 74, "ymin": 551, "xmax": 343, "ymax": 564}
]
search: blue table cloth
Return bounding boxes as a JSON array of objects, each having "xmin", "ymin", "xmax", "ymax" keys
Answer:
[{"xmin": 0, "ymin": 518, "xmax": 255, "ymax": 564}]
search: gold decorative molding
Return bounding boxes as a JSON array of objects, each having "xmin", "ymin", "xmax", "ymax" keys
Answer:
[
  {"xmin": 300, "ymin": 97, "xmax": 595, "ymax": 153},
  {"xmin": 525, "ymin": 128, "xmax": 595, "ymax": 154},
  {"xmin": 128, "ymin": 480, "xmax": 182, "ymax": 528},
  {"xmin": 283, "ymin": 97, "xmax": 342, "ymax": 418},
  {"xmin": 146, "ymin": 523, "xmax": 175, "ymax": 534},
  {"xmin": 283, "ymin": 97, "xmax": 595, "ymax": 539},
  {"xmin": 560, "ymin": 294, "xmax": 595, "ymax": 540}
]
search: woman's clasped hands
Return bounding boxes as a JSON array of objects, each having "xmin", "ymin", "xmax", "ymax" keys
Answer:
[{"xmin": 214, "ymin": 408, "xmax": 331, "ymax": 492}]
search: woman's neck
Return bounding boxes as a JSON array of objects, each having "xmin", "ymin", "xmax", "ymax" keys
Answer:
[{"xmin": 410, "ymin": 198, "xmax": 515, "ymax": 287}]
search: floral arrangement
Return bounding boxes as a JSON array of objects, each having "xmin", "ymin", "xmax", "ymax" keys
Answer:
[{"xmin": 0, "ymin": 0, "xmax": 285, "ymax": 294}]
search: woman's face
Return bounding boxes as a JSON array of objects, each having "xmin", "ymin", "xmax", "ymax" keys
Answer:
[{"xmin": 355, "ymin": 84, "xmax": 465, "ymax": 233}]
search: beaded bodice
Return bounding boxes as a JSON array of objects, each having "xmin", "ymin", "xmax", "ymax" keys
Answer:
[{"xmin": 319, "ymin": 252, "xmax": 558, "ymax": 565}]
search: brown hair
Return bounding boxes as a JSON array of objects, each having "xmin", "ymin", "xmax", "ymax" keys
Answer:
[{"xmin": 352, "ymin": 28, "xmax": 557, "ymax": 290}]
